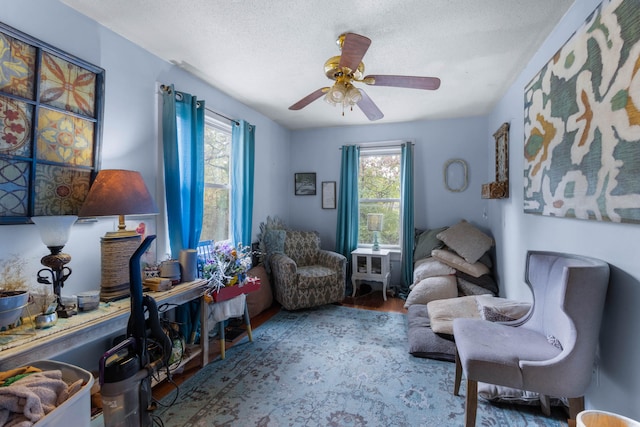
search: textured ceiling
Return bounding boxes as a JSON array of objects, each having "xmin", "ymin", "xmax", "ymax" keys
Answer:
[{"xmin": 61, "ymin": 0, "xmax": 574, "ymax": 130}]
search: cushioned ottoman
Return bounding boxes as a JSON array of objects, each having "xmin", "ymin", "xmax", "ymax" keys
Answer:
[{"xmin": 407, "ymin": 304, "xmax": 456, "ymax": 362}]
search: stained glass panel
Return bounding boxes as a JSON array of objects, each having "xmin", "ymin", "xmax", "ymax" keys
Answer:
[
  {"xmin": 0, "ymin": 31, "xmax": 36, "ymax": 99},
  {"xmin": 39, "ymin": 52, "xmax": 96, "ymax": 117},
  {"xmin": 0, "ymin": 22, "xmax": 103, "ymax": 224},
  {"xmin": 34, "ymin": 164, "xmax": 91, "ymax": 216},
  {"xmin": 0, "ymin": 158, "xmax": 29, "ymax": 217},
  {"xmin": 36, "ymin": 108, "xmax": 94, "ymax": 166},
  {"xmin": 0, "ymin": 96, "xmax": 32, "ymax": 157}
]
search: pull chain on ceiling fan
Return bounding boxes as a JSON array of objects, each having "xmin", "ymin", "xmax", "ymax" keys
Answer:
[{"xmin": 289, "ymin": 32, "xmax": 441, "ymax": 121}]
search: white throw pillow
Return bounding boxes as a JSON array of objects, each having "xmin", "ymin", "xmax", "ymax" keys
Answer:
[
  {"xmin": 413, "ymin": 257, "xmax": 455, "ymax": 284},
  {"xmin": 432, "ymin": 249, "xmax": 490, "ymax": 278},
  {"xmin": 404, "ymin": 275, "xmax": 457, "ymax": 309},
  {"xmin": 436, "ymin": 220, "xmax": 494, "ymax": 263}
]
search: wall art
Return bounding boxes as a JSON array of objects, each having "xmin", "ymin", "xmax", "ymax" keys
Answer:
[
  {"xmin": 294, "ymin": 172, "xmax": 316, "ymax": 195},
  {"xmin": 322, "ymin": 181, "xmax": 336, "ymax": 208},
  {"xmin": 523, "ymin": 0, "xmax": 640, "ymax": 223},
  {"xmin": 0, "ymin": 22, "xmax": 104, "ymax": 224}
]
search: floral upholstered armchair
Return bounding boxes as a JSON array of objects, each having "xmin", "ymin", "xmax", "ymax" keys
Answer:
[{"xmin": 269, "ymin": 230, "xmax": 346, "ymax": 310}]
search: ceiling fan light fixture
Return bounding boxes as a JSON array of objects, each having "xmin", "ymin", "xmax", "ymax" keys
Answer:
[
  {"xmin": 345, "ymin": 85, "xmax": 362, "ymax": 105},
  {"xmin": 329, "ymin": 83, "xmax": 347, "ymax": 103}
]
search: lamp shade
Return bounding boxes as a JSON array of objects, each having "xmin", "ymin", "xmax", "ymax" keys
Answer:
[
  {"xmin": 367, "ymin": 213, "xmax": 383, "ymax": 232},
  {"xmin": 78, "ymin": 169, "xmax": 159, "ymax": 218},
  {"xmin": 32, "ymin": 215, "xmax": 78, "ymax": 247}
]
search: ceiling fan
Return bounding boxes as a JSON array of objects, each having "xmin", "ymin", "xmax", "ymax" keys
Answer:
[{"xmin": 288, "ymin": 32, "xmax": 441, "ymax": 121}]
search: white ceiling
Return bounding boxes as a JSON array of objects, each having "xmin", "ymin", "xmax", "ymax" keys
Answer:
[{"xmin": 61, "ymin": 0, "xmax": 574, "ymax": 130}]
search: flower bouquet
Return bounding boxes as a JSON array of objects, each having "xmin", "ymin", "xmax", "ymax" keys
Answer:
[{"xmin": 202, "ymin": 242, "xmax": 258, "ymax": 303}]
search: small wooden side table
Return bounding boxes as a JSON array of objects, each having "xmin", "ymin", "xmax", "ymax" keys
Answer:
[
  {"xmin": 351, "ymin": 248, "xmax": 391, "ymax": 301},
  {"xmin": 209, "ymin": 278, "xmax": 261, "ymax": 359}
]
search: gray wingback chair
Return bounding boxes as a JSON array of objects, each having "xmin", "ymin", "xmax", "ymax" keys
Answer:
[
  {"xmin": 270, "ymin": 230, "xmax": 346, "ymax": 310},
  {"xmin": 453, "ymin": 251, "xmax": 610, "ymax": 427}
]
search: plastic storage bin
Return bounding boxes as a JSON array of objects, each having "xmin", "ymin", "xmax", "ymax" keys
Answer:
[
  {"xmin": 577, "ymin": 410, "xmax": 640, "ymax": 427},
  {"xmin": 26, "ymin": 360, "xmax": 94, "ymax": 426}
]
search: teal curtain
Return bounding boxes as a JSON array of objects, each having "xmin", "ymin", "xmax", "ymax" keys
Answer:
[
  {"xmin": 161, "ymin": 84, "xmax": 205, "ymax": 256},
  {"xmin": 400, "ymin": 142, "xmax": 415, "ymax": 297},
  {"xmin": 335, "ymin": 145, "xmax": 360, "ymax": 291},
  {"xmin": 161, "ymin": 84, "xmax": 205, "ymax": 343},
  {"xmin": 231, "ymin": 120, "xmax": 255, "ymax": 247}
]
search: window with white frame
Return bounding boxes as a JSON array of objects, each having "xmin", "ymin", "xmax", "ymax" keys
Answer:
[
  {"xmin": 201, "ymin": 115, "xmax": 232, "ymax": 242},
  {"xmin": 358, "ymin": 145, "xmax": 402, "ymax": 249}
]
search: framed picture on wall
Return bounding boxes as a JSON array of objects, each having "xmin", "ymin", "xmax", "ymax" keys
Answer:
[
  {"xmin": 294, "ymin": 173, "xmax": 316, "ymax": 195},
  {"xmin": 0, "ymin": 22, "xmax": 105, "ymax": 224},
  {"xmin": 322, "ymin": 181, "xmax": 336, "ymax": 209}
]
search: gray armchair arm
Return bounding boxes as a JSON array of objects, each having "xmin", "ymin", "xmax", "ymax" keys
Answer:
[
  {"xmin": 271, "ymin": 252, "xmax": 297, "ymax": 286},
  {"xmin": 317, "ymin": 250, "xmax": 347, "ymax": 273}
]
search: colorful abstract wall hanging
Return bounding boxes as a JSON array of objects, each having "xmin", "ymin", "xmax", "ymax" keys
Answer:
[
  {"xmin": 523, "ymin": 0, "xmax": 640, "ymax": 223},
  {"xmin": 0, "ymin": 22, "xmax": 104, "ymax": 223}
]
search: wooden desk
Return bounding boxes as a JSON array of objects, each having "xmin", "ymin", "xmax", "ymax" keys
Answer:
[{"xmin": 0, "ymin": 279, "xmax": 209, "ymax": 371}]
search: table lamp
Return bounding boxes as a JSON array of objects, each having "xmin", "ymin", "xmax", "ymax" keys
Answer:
[
  {"xmin": 79, "ymin": 169, "xmax": 159, "ymax": 301},
  {"xmin": 367, "ymin": 213, "xmax": 383, "ymax": 251},
  {"xmin": 32, "ymin": 215, "xmax": 78, "ymax": 317}
]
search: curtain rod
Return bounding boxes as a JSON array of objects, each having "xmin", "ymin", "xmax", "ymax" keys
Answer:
[
  {"xmin": 160, "ymin": 84, "xmax": 239, "ymax": 125},
  {"xmin": 339, "ymin": 142, "xmax": 413, "ymax": 150}
]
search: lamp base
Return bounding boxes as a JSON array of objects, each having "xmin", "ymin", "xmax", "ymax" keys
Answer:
[
  {"xmin": 100, "ymin": 234, "xmax": 142, "ymax": 301},
  {"xmin": 372, "ymin": 231, "xmax": 380, "ymax": 251}
]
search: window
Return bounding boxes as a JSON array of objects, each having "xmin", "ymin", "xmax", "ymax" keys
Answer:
[
  {"xmin": 358, "ymin": 146, "xmax": 402, "ymax": 249},
  {"xmin": 201, "ymin": 116, "xmax": 232, "ymax": 242}
]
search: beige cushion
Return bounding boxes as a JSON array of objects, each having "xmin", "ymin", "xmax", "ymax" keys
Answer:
[
  {"xmin": 436, "ymin": 220, "xmax": 494, "ymax": 263},
  {"xmin": 404, "ymin": 275, "xmax": 457, "ymax": 309},
  {"xmin": 427, "ymin": 295, "xmax": 480, "ymax": 335},
  {"xmin": 412, "ymin": 257, "xmax": 455, "ymax": 285},
  {"xmin": 475, "ymin": 295, "xmax": 531, "ymax": 322},
  {"xmin": 432, "ymin": 249, "xmax": 490, "ymax": 278}
]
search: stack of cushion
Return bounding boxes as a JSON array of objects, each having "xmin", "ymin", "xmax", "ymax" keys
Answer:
[{"xmin": 405, "ymin": 220, "xmax": 497, "ymax": 309}]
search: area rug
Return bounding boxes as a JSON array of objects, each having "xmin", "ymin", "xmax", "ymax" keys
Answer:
[{"xmin": 155, "ymin": 305, "xmax": 566, "ymax": 426}]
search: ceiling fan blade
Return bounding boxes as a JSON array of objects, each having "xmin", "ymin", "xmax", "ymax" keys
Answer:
[
  {"xmin": 289, "ymin": 87, "xmax": 329, "ymax": 110},
  {"xmin": 339, "ymin": 33, "xmax": 371, "ymax": 72},
  {"xmin": 364, "ymin": 75, "xmax": 441, "ymax": 90},
  {"xmin": 356, "ymin": 90, "xmax": 384, "ymax": 121}
]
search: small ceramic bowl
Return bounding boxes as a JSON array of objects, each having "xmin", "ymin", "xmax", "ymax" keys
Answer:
[
  {"xmin": 77, "ymin": 291, "xmax": 100, "ymax": 312},
  {"xmin": 35, "ymin": 311, "xmax": 58, "ymax": 329}
]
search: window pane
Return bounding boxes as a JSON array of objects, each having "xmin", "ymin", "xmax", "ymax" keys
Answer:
[
  {"xmin": 201, "ymin": 118, "xmax": 231, "ymax": 242},
  {"xmin": 358, "ymin": 151, "xmax": 401, "ymax": 247},
  {"xmin": 359, "ymin": 200, "xmax": 400, "ymax": 246},
  {"xmin": 204, "ymin": 125, "xmax": 230, "ymax": 185},
  {"xmin": 202, "ymin": 186, "xmax": 229, "ymax": 241}
]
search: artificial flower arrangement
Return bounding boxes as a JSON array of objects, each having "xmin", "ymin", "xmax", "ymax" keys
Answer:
[{"xmin": 202, "ymin": 242, "xmax": 255, "ymax": 303}]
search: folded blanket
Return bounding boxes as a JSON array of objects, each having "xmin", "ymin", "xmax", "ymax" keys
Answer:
[
  {"xmin": 208, "ymin": 294, "xmax": 246, "ymax": 323},
  {"xmin": 0, "ymin": 370, "xmax": 83, "ymax": 426}
]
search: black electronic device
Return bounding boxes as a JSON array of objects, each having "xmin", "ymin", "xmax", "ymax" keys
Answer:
[{"xmin": 99, "ymin": 235, "xmax": 171, "ymax": 427}]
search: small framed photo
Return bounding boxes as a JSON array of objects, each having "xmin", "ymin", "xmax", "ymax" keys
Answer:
[
  {"xmin": 322, "ymin": 181, "xmax": 336, "ymax": 209},
  {"xmin": 294, "ymin": 173, "xmax": 316, "ymax": 195}
]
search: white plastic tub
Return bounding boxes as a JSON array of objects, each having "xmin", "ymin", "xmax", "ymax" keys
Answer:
[
  {"xmin": 24, "ymin": 360, "xmax": 95, "ymax": 426},
  {"xmin": 577, "ymin": 410, "xmax": 640, "ymax": 427}
]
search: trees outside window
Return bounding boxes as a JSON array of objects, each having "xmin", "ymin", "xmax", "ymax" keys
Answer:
[
  {"xmin": 201, "ymin": 116, "xmax": 232, "ymax": 242},
  {"xmin": 358, "ymin": 147, "xmax": 401, "ymax": 248}
]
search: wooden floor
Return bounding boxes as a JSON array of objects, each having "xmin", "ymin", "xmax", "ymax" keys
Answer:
[{"xmin": 152, "ymin": 290, "xmax": 406, "ymax": 400}]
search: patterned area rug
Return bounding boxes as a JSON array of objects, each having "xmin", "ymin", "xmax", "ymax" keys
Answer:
[{"xmin": 156, "ymin": 305, "xmax": 566, "ymax": 426}]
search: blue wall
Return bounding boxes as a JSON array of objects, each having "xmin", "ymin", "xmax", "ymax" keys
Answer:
[
  {"xmin": 1, "ymin": 0, "xmax": 638, "ymax": 419},
  {"xmin": 488, "ymin": 0, "xmax": 640, "ymax": 419}
]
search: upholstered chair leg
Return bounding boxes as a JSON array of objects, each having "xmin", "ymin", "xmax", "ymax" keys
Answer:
[
  {"xmin": 465, "ymin": 378, "xmax": 478, "ymax": 427},
  {"xmin": 567, "ymin": 396, "xmax": 585, "ymax": 426},
  {"xmin": 454, "ymin": 350, "xmax": 462, "ymax": 396},
  {"xmin": 540, "ymin": 394, "xmax": 551, "ymax": 416}
]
